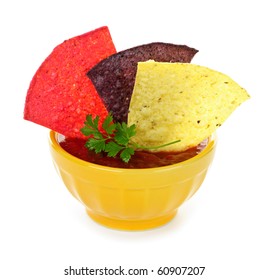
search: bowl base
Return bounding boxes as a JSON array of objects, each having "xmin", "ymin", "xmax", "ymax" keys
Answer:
[{"xmin": 86, "ymin": 209, "xmax": 178, "ymax": 231}]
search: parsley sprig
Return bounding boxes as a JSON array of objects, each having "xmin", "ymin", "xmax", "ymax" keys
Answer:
[{"xmin": 81, "ymin": 114, "xmax": 181, "ymax": 163}]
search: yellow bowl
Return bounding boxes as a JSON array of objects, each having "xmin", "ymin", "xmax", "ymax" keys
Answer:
[{"xmin": 49, "ymin": 131, "xmax": 216, "ymax": 230}]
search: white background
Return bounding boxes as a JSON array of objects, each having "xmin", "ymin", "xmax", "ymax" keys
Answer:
[{"xmin": 1, "ymin": 0, "xmax": 268, "ymax": 279}]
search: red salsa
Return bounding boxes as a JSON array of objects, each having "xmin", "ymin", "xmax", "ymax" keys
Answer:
[{"xmin": 59, "ymin": 137, "xmax": 208, "ymax": 169}]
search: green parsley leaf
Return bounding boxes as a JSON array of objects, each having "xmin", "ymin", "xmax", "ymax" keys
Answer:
[
  {"xmin": 80, "ymin": 126, "xmax": 94, "ymax": 137},
  {"xmin": 102, "ymin": 114, "xmax": 116, "ymax": 135},
  {"xmin": 114, "ymin": 123, "xmax": 136, "ymax": 146},
  {"xmin": 85, "ymin": 138, "xmax": 106, "ymax": 153},
  {"xmin": 86, "ymin": 114, "xmax": 99, "ymax": 129},
  {"xmin": 120, "ymin": 147, "xmax": 135, "ymax": 163},
  {"xmin": 81, "ymin": 115, "xmax": 103, "ymax": 139},
  {"xmin": 104, "ymin": 141, "xmax": 123, "ymax": 157}
]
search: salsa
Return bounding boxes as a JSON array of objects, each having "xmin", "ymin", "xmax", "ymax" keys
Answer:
[{"xmin": 59, "ymin": 137, "xmax": 208, "ymax": 169}]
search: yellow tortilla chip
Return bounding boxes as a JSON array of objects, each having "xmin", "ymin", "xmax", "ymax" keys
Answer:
[{"xmin": 127, "ymin": 61, "xmax": 250, "ymax": 152}]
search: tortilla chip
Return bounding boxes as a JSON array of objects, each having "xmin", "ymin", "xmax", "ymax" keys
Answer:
[
  {"xmin": 87, "ymin": 43, "xmax": 198, "ymax": 123},
  {"xmin": 24, "ymin": 26, "xmax": 116, "ymax": 138},
  {"xmin": 128, "ymin": 61, "xmax": 250, "ymax": 152}
]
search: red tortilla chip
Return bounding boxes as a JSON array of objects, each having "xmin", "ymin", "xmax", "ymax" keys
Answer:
[{"xmin": 24, "ymin": 26, "xmax": 116, "ymax": 138}]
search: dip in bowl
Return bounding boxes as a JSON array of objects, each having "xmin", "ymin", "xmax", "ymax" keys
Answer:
[{"xmin": 49, "ymin": 131, "xmax": 216, "ymax": 230}]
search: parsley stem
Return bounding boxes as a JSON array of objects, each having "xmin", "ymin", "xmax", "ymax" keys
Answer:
[{"xmin": 130, "ymin": 139, "xmax": 181, "ymax": 151}]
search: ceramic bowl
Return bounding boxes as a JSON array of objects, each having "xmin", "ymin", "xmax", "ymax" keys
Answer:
[{"xmin": 49, "ymin": 131, "xmax": 216, "ymax": 230}]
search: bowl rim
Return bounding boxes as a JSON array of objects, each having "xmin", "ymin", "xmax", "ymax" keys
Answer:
[{"xmin": 49, "ymin": 130, "xmax": 216, "ymax": 172}]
